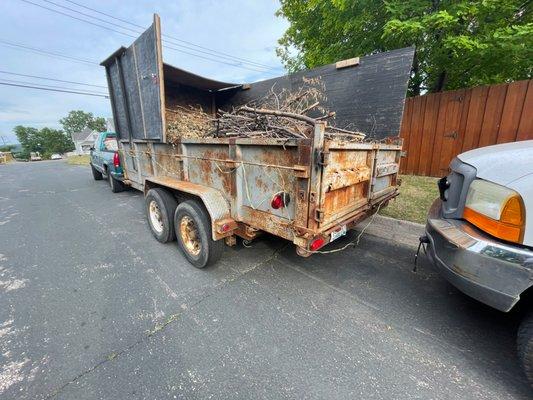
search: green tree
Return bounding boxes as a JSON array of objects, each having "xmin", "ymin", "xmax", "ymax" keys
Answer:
[
  {"xmin": 277, "ymin": 0, "xmax": 532, "ymax": 94},
  {"xmin": 14, "ymin": 126, "xmax": 74, "ymax": 158},
  {"xmin": 59, "ymin": 110, "xmax": 106, "ymax": 137}
]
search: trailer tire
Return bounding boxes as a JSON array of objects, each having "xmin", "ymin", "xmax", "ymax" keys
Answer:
[
  {"xmin": 518, "ymin": 311, "xmax": 533, "ymax": 387},
  {"xmin": 174, "ymin": 200, "xmax": 223, "ymax": 269},
  {"xmin": 109, "ymin": 173, "xmax": 125, "ymax": 193},
  {"xmin": 91, "ymin": 164, "xmax": 103, "ymax": 180},
  {"xmin": 145, "ymin": 188, "xmax": 178, "ymax": 243}
]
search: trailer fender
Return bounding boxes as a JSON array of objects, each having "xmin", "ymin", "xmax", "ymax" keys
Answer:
[{"xmin": 144, "ymin": 177, "xmax": 235, "ymax": 240}]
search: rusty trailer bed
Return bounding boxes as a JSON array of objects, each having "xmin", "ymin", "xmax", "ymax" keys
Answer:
[{"xmin": 100, "ymin": 14, "xmax": 411, "ymax": 259}]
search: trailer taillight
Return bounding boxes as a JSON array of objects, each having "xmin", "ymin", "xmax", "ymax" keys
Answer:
[
  {"xmin": 309, "ymin": 237, "xmax": 325, "ymax": 251},
  {"xmin": 271, "ymin": 192, "xmax": 290, "ymax": 209},
  {"xmin": 113, "ymin": 152, "xmax": 120, "ymax": 168}
]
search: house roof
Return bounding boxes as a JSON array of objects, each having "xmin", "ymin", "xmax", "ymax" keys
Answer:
[{"xmin": 72, "ymin": 127, "xmax": 96, "ymax": 142}]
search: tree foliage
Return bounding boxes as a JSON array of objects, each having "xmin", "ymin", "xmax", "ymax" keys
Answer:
[
  {"xmin": 14, "ymin": 126, "xmax": 74, "ymax": 158},
  {"xmin": 59, "ymin": 110, "xmax": 106, "ymax": 137},
  {"xmin": 277, "ymin": 0, "xmax": 532, "ymax": 94}
]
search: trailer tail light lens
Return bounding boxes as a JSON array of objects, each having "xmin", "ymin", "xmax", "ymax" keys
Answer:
[
  {"xmin": 113, "ymin": 152, "xmax": 120, "ymax": 168},
  {"xmin": 221, "ymin": 223, "xmax": 230, "ymax": 232},
  {"xmin": 271, "ymin": 192, "xmax": 290, "ymax": 209},
  {"xmin": 464, "ymin": 179, "xmax": 525, "ymax": 243},
  {"xmin": 309, "ymin": 237, "xmax": 325, "ymax": 251}
]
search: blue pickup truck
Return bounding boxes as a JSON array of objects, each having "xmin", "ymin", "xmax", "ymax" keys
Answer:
[{"xmin": 89, "ymin": 132, "xmax": 126, "ymax": 193}]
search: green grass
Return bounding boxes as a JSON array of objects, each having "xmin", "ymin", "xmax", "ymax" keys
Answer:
[
  {"xmin": 67, "ymin": 154, "xmax": 90, "ymax": 165},
  {"xmin": 380, "ymin": 175, "xmax": 439, "ymax": 224}
]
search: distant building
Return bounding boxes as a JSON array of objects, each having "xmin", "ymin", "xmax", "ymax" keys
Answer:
[
  {"xmin": 72, "ymin": 128, "xmax": 98, "ymax": 155},
  {"xmin": 106, "ymin": 118, "xmax": 115, "ymax": 132}
]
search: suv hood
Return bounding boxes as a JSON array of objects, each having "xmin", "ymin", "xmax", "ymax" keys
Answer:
[{"xmin": 457, "ymin": 140, "xmax": 533, "ymax": 185}]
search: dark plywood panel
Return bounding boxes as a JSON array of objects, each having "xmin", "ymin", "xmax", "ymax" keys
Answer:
[
  {"xmin": 121, "ymin": 45, "xmax": 146, "ymax": 140},
  {"xmin": 102, "ymin": 18, "xmax": 164, "ymax": 141},
  {"xmin": 497, "ymin": 80, "xmax": 529, "ymax": 143},
  {"xmin": 228, "ymin": 47, "xmax": 415, "ymax": 139},
  {"xmin": 107, "ymin": 62, "xmax": 130, "ymax": 140},
  {"xmin": 133, "ymin": 23, "xmax": 164, "ymax": 140},
  {"xmin": 516, "ymin": 80, "xmax": 533, "ymax": 141}
]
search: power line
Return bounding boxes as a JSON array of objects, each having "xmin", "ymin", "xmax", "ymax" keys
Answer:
[
  {"xmin": 0, "ymin": 77, "xmax": 106, "ymax": 94},
  {"xmin": 62, "ymin": 0, "xmax": 280, "ymax": 70},
  {"xmin": 19, "ymin": 0, "xmax": 274, "ymax": 73},
  {"xmin": 0, "ymin": 70, "xmax": 107, "ymax": 88},
  {"xmin": 0, "ymin": 81, "xmax": 109, "ymax": 98},
  {"xmin": 0, "ymin": 39, "xmax": 98, "ymax": 66},
  {"xmin": 43, "ymin": 0, "xmax": 274, "ymax": 70}
]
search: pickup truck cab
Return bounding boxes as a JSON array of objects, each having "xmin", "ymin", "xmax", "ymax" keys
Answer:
[
  {"xmin": 425, "ymin": 140, "xmax": 533, "ymax": 386},
  {"xmin": 89, "ymin": 132, "xmax": 125, "ymax": 193}
]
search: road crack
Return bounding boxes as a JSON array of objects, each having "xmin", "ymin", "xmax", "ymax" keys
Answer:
[{"xmin": 44, "ymin": 244, "xmax": 286, "ymax": 399}]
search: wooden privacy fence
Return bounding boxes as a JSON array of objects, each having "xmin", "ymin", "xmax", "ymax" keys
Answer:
[{"xmin": 399, "ymin": 79, "xmax": 532, "ymax": 177}]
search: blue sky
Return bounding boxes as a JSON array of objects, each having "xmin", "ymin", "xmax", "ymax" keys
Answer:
[{"xmin": 0, "ymin": 0, "xmax": 288, "ymax": 144}]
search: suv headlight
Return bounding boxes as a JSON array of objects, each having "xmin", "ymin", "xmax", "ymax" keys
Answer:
[{"xmin": 464, "ymin": 179, "xmax": 525, "ymax": 243}]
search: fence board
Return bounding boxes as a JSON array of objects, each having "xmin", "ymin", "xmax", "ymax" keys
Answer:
[
  {"xmin": 400, "ymin": 79, "xmax": 531, "ymax": 176},
  {"xmin": 461, "ymin": 85, "xmax": 488, "ymax": 152},
  {"xmin": 478, "ymin": 83, "xmax": 508, "ymax": 147},
  {"xmin": 399, "ymin": 97, "xmax": 413, "ymax": 173},
  {"xmin": 517, "ymin": 81, "xmax": 533, "ymax": 141},
  {"xmin": 417, "ymin": 93, "xmax": 440, "ymax": 176},
  {"xmin": 406, "ymin": 95, "xmax": 425, "ymax": 174},
  {"xmin": 498, "ymin": 80, "xmax": 529, "ymax": 143}
]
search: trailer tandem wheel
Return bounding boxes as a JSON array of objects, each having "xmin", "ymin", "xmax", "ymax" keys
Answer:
[
  {"xmin": 145, "ymin": 188, "xmax": 178, "ymax": 243},
  {"xmin": 174, "ymin": 199, "xmax": 223, "ymax": 269}
]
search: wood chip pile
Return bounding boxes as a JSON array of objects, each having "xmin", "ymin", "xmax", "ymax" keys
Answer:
[{"xmin": 165, "ymin": 77, "xmax": 366, "ymax": 144}]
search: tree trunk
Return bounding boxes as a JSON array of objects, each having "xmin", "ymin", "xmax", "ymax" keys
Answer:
[
  {"xmin": 410, "ymin": 52, "xmax": 421, "ymax": 96},
  {"xmin": 434, "ymin": 70, "xmax": 448, "ymax": 92}
]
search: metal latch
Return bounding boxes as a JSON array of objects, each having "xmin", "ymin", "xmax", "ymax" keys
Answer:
[
  {"xmin": 316, "ymin": 150, "xmax": 329, "ymax": 166},
  {"xmin": 315, "ymin": 209, "xmax": 325, "ymax": 222}
]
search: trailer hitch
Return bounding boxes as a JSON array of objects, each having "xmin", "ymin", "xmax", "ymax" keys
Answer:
[{"xmin": 413, "ymin": 235, "xmax": 429, "ymax": 272}]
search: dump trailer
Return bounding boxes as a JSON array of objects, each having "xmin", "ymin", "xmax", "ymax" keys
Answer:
[{"xmin": 101, "ymin": 15, "xmax": 414, "ymax": 268}]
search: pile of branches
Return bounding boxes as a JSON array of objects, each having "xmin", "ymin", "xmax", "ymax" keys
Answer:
[
  {"xmin": 166, "ymin": 77, "xmax": 366, "ymax": 143},
  {"xmin": 166, "ymin": 105, "xmax": 213, "ymax": 139}
]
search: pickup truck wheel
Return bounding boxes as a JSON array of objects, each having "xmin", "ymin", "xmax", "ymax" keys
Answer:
[
  {"xmin": 90, "ymin": 164, "xmax": 103, "ymax": 180},
  {"xmin": 174, "ymin": 200, "xmax": 223, "ymax": 268},
  {"xmin": 518, "ymin": 311, "xmax": 533, "ymax": 386},
  {"xmin": 109, "ymin": 173, "xmax": 125, "ymax": 193},
  {"xmin": 145, "ymin": 188, "xmax": 178, "ymax": 243}
]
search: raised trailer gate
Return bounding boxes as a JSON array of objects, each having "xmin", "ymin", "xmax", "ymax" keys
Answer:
[{"xmin": 101, "ymin": 14, "xmax": 413, "ymax": 268}]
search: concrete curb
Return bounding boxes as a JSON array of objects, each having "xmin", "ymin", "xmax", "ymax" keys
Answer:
[{"xmin": 355, "ymin": 215, "xmax": 425, "ymax": 249}]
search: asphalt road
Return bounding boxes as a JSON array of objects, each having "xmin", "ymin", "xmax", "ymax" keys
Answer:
[{"xmin": 0, "ymin": 160, "xmax": 531, "ymax": 399}]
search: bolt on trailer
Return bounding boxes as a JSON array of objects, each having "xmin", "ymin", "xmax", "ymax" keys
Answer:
[{"xmin": 100, "ymin": 14, "xmax": 414, "ymax": 268}]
